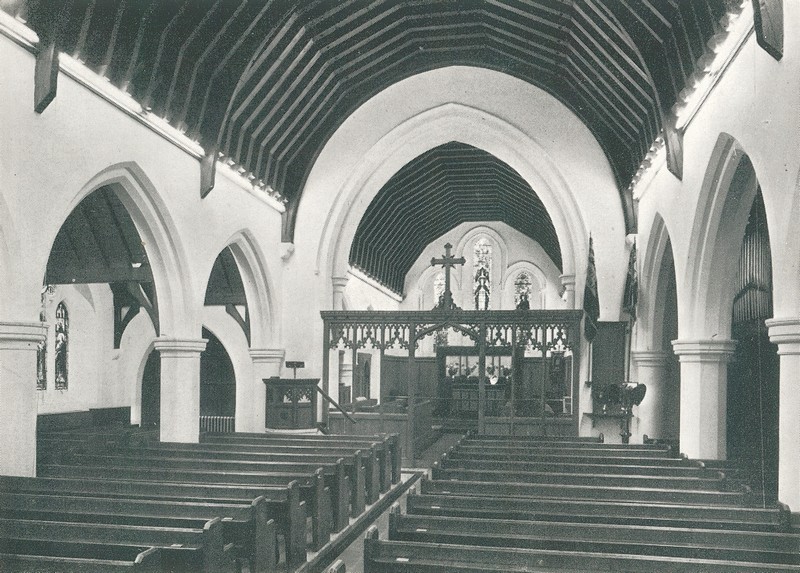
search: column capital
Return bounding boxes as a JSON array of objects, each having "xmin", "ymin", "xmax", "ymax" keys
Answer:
[
  {"xmin": 332, "ymin": 276, "xmax": 349, "ymax": 291},
  {"xmin": 153, "ymin": 337, "xmax": 207, "ymax": 357},
  {"xmin": 766, "ymin": 318, "xmax": 800, "ymax": 354},
  {"xmin": 671, "ymin": 339, "xmax": 736, "ymax": 363},
  {"xmin": 559, "ymin": 274, "xmax": 576, "ymax": 287},
  {"xmin": 0, "ymin": 321, "xmax": 47, "ymax": 350},
  {"xmin": 249, "ymin": 348, "xmax": 285, "ymax": 364},
  {"xmin": 631, "ymin": 350, "xmax": 670, "ymax": 367}
]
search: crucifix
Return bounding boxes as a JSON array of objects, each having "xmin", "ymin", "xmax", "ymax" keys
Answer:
[{"xmin": 431, "ymin": 242, "xmax": 466, "ymax": 310}]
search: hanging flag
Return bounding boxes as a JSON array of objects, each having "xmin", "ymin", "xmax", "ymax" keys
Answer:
[
  {"xmin": 583, "ymin": 235, "xmax": 600, "ymax": 341},
  {"xmin": 622, "ymin": 238, "xmax": 638, "ymax": 322}
]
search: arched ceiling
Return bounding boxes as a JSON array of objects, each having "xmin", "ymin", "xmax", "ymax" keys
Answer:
[
  {"xmin": 11, "ymin": 0, "xmax": 728, "ymax": 241},
  {"xmin": 350, "ymin": 142, "xmax": 560, "ymax": 294}
]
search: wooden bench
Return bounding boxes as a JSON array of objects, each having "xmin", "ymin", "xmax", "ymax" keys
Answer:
[
  {"xmin": 407, "ymin": 489, "xmax": 791, "ymax": 532},
  {"xmin": 363, "ymin": 525, "xmax": 800, "ymax": 572},
  {"xmin": 448, "ymin": 449, "xmax": 694, "ymax": 467},
  {"xmin": 94, "ymin": 444, "xmax": 369, "ymax": 521},
  {"xmin": 455, "ymin": 443, "xmax": 675, "ymax": 458},
  {"xmin": 439, "ymin": 451, "xmax": 719, "ymax": 478},
  {"xmin": 37, "ymin": 462, "xmax": 333, "ymax": 552},
  {"xmin": 204, "ymin": 432, "xmax": 400, "ymax": 487},
  {"xmin": 0, "ymin": 491, "xmax": 277, "ymax": 573},
  {"xmin": 0, "ymin": 515, "xmax": 236, "ymax": 573},
  {"xmin": 63, "ymin": 450, "xmax": 354, "ymax": 533},
  {"xmin": 431, "ymin": 463, "xmax": 732, "ymax": 491},
  {"xmin": 388, "ymin": 504, "xmax": 800, "ymax": 565},
  {"xmin": 0, "ymin": 542, "xmax": 161, "ymax": 572},
  {"xmin": 0, "ymin": 475, "xmax": 307, "ymax": 567},
  {"xmin": 419, "ymin": 475, "xmax": 752, "ymax": 505}
]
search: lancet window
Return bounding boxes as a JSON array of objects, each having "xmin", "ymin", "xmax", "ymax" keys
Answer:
[
  {"xmin": 54, "ymin": 301, "xmax": 69, "ymax": 390},
  {"xmin": 514, "ymin": 272, "xmax": 533, "ymax": 309},
  {"xmin": 37, "ymin": 310, "xmax": 47, "ymax": 390},
  {"xmin": 473, "ymin": 238, "xmax": 492, "ymax": 310}
]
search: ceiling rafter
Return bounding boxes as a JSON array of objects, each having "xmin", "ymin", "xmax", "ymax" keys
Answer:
[{"xmin": 11, "ymin": 0, "xmax": 729, "ymax": 240}]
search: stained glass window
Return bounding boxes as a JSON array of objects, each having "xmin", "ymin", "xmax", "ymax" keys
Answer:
[
  {"xmin": 433, "ymin": 272, "xmax": 448, "ymax": 347},
  {"xmin": 514, "ymin": 272, "xmax": 533, "ymax": 309},
  {"xmin": 54, "ymin": 302, "xmax": 69, "ymax": 390},
  {"xmin": 473, "ymin": 238, "xmax": 492, "ymax": 310},
  {"xmin": 37, "ymin": 310, "xmax": 47, "ymax": 390}
]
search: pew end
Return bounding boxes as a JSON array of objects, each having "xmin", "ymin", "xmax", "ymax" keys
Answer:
[{"xmin": 326, "ymin": 558, "xmax": 346, "ymax": 572}]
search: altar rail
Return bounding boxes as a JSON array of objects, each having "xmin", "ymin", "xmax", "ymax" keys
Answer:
[{"xmin": 199, "ymin": 415, "xmax": 235, "ymax": 433}]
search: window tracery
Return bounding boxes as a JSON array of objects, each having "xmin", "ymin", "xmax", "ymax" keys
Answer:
[{"xmin": 473, "ymin": 238, "xmax": 492, "ymax": 310}]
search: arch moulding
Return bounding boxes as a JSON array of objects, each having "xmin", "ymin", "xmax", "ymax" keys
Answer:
[{"xmin": 315, "ymin": 103, "xmax": 587, "ymax": 307}]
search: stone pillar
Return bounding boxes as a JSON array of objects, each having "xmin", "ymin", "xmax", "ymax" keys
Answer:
[
  {"xmin": 154, "ymin": 337, "xmax": 207, "ymax": 443},
  {"xmin": 630, "ymin": 350, "xmax": 670, "ymax": 442},
  {"xmin": 560, "ymin": 274, "xmax": 576, "ymax": 308},
  {"xmin": 0, "ymin": 322, "xmax": 46, "ymax": 476},
  {"xmin": 332, "ymin": 276, "xmax": 349, "ymax": 311},
  {"xmin": 671, "ymin": 339, "xmax": 736, "ymax": 459},
  {"xmin": 248, "ymin": 348, "xmax": 285, "ymax": 432},
  {"xmin": 766, "ymin": 318, "xmax": 800, "ymax": 510}
]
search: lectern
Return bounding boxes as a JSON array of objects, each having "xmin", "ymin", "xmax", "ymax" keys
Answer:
[{"xmin": 264, "ymin": 377, "xmax": 319, "ymax": 429}]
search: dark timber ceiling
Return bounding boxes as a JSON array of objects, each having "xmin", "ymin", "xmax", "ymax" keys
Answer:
[
  {"xmin": 350, "ymin": 142, "xmax": 561, "ymax": 294},
  {"xmin": 46, "ymin": 186, "xmax": 152, "ymax": 285},
  {"xmin": 11, "ymin": 0, "xmax": 728, "ymax": 242}
]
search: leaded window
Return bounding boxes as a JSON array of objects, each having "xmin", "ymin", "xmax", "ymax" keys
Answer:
[
  {"xmin": 37, "ymin": 310, "xmax": 47, "ymax": 390},
  {"xmin": 514, "ymin": 272, "xmax": 533, "ymax": 309},
  {"xmin": 54, "ymin": 302, "xmax": 69, "ymax": 390},
  {"xmin": 473, "ymin": 238, "xmax": 492, "ymax": 310}
]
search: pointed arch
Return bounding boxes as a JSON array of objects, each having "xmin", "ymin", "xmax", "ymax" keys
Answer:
[
  {"xmin": 46, "ymin": 162, "xmax": 195, "ymax": 337},
  {"xmin": 639, "ymin": 213, "xmax": 678, "ymax": 350},
  {"xmin": 211, "ymin": 229, "xmax": 279, "ymax": 347},
  {"xmin": 317, "ymin": 102, "xmax": 588, "ymax": 305},
  {"xmin": 684, "ymin": 134, "xmax": 761, "ymax": 338}
]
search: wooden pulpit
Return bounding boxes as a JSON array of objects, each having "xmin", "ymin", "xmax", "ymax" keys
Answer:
[{"xmin": 264, "ymin": 377, "xmax": 319, "ymax": 429}]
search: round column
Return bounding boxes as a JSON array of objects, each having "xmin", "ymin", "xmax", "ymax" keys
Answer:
[
  {"xmin": 154, "ymin": 337, "xmax": 208, "ymax": 443},
  {"xmin": 249, "ymin": 348, "xmax": 285, "ymax": 431},
  {"xmin": 766, "ymin": 318, "xmax": 800, "ymax": 510},
  {"xmin": 630, "ymin": 350, "xmax": 671, "ymax": 442},
  {"xmin": 332, "ymin": 276, "xmax": 349, "ymax": 311},
  {"xmin": 559, "ymin": 274, "xmax": 576, "ymax": 308},
  {"xmin": 671, "ymin": 339, "xmax": 736, "ymax": 459},
  {"xmin": 0, "ymin": 321, "xmax": 47, "ymax": 476}
]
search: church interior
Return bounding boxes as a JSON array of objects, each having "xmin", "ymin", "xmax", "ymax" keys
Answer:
[{"xmin": 2, "ymin": 0, "xmax": 800, "ymax": 571}]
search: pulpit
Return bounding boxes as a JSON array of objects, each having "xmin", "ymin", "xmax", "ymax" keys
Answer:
[{"xmin": 264, "ymin": 377, "xmax": 318, "ymax": 429}]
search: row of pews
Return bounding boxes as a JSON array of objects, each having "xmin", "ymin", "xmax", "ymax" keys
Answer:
[
  {"xmin": 364, "ymin": 433, "xmax": 800, "ymax": 572},
  {"xmin": 0, "ymin": 425, "xmax": 401, "ymax": 572}
]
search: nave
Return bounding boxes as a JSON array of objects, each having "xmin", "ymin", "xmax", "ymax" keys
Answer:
[{"xmin": 6, "ymin": 423, "xmax": 799, "ymax": 572}]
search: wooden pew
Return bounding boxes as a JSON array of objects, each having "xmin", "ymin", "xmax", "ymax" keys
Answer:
[
  {"xmin": 150, "ymin": 440, "xmax": 383, "ymax": 504},
  {"xmin": 64, "ymin": 451, "xmax": 353, "ymax": 533},
  {"xmin": 204, "ymin": 432, "xmax": 399, "ymax": 488},
  {"xmin": 387, "ymin": 505, "xmax": 800, "ymax": 565},
  {"xmin": 439, "ymin": 451, "xmax": 719, "ymax": 478},
  {"xmin": 455, "ymin": 442, "xmax": 675, "ymax": 458},
  {"xmin": 0, "ymin": 516, "xmax": 236, "ymax": 573},
  {"xmin": 461, "ymin": 432, "xmax": 604, "ymax": 444},
  {"xmin": 0, "ymin": 475, "xmax": 307, "ymax": 567},
  {"xmin": 431, "ymin": 463, "xmax": 732, "ymax": 491},
  {"xmin": 0, "ymin": 543, "xmax": 161, "ymax": 572},
  {"xmin": 0, "ymin": 492, "xmax": 277, "ymax": 573},
  {"xmin": 363, "ymin": 526, "xmax": 800, "ymax": 572},
  {"xmin": 407, "ymin": 490, "xmax": 791, "ymax": 532},
  {"xmin": 419, "ymin": 475, "xmax": 752, "ymax": 506},
  {"xmin": 38, "ymin": 462, "xmax": 333, "ymax": 551},
  {"xmin": 448, "ymin": 449, "xmax": 694, "ymax": 467},
  {"xmin": 87, "ymin": 444, "xmax": 369, "ymax": 522}
]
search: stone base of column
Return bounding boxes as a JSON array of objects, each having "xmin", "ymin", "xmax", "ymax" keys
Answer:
[
  {"xmin": 0, "ymin": 322, "xmax": 47, "ymax": 476},
  {"xmin": 630, "ymin": 350, "xmax": 671, "ymax": 443},
  {"xmin": 766, "ymin": 318, "xmax": 800, "ymax": 511},
  {"xmin": 247, "ymin": 348, "xmax": 285, "ymax": 433},
  {"xmin": 672, "ymin": 339, "xmax": 736, "ymax": 460},
  {"xmin": 154, "ymin": 338, "xmax": 207, "ymax": 443}
]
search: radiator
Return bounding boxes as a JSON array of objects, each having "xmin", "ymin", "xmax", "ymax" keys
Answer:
[{"xmin": 199, "ymin": 415, "xmax": 235, "ymax": 433}]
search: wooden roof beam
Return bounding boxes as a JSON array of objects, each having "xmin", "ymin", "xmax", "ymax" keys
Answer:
[{"xmin": 752, "ymin": 0, "xmax": 783, "ymax": 60}]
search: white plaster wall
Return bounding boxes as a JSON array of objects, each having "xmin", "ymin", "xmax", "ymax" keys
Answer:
[
  {"xmin": 0, "ymin": 38, "xmax": 284, "ymax": 343},
  {"xmin": 287, "ymin": 66, "xmax": 627, "ymax": 381},
  {"xmin": 117, "ymin": 312, "xmax": 157, "ymax": 426},
  {"xmin": 636, "ymin": 23, "xmax": 800, "ymax": 342},
  {"xmin": 344, "ymin": 270, "xmax": 401, "ymax": 311}
]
